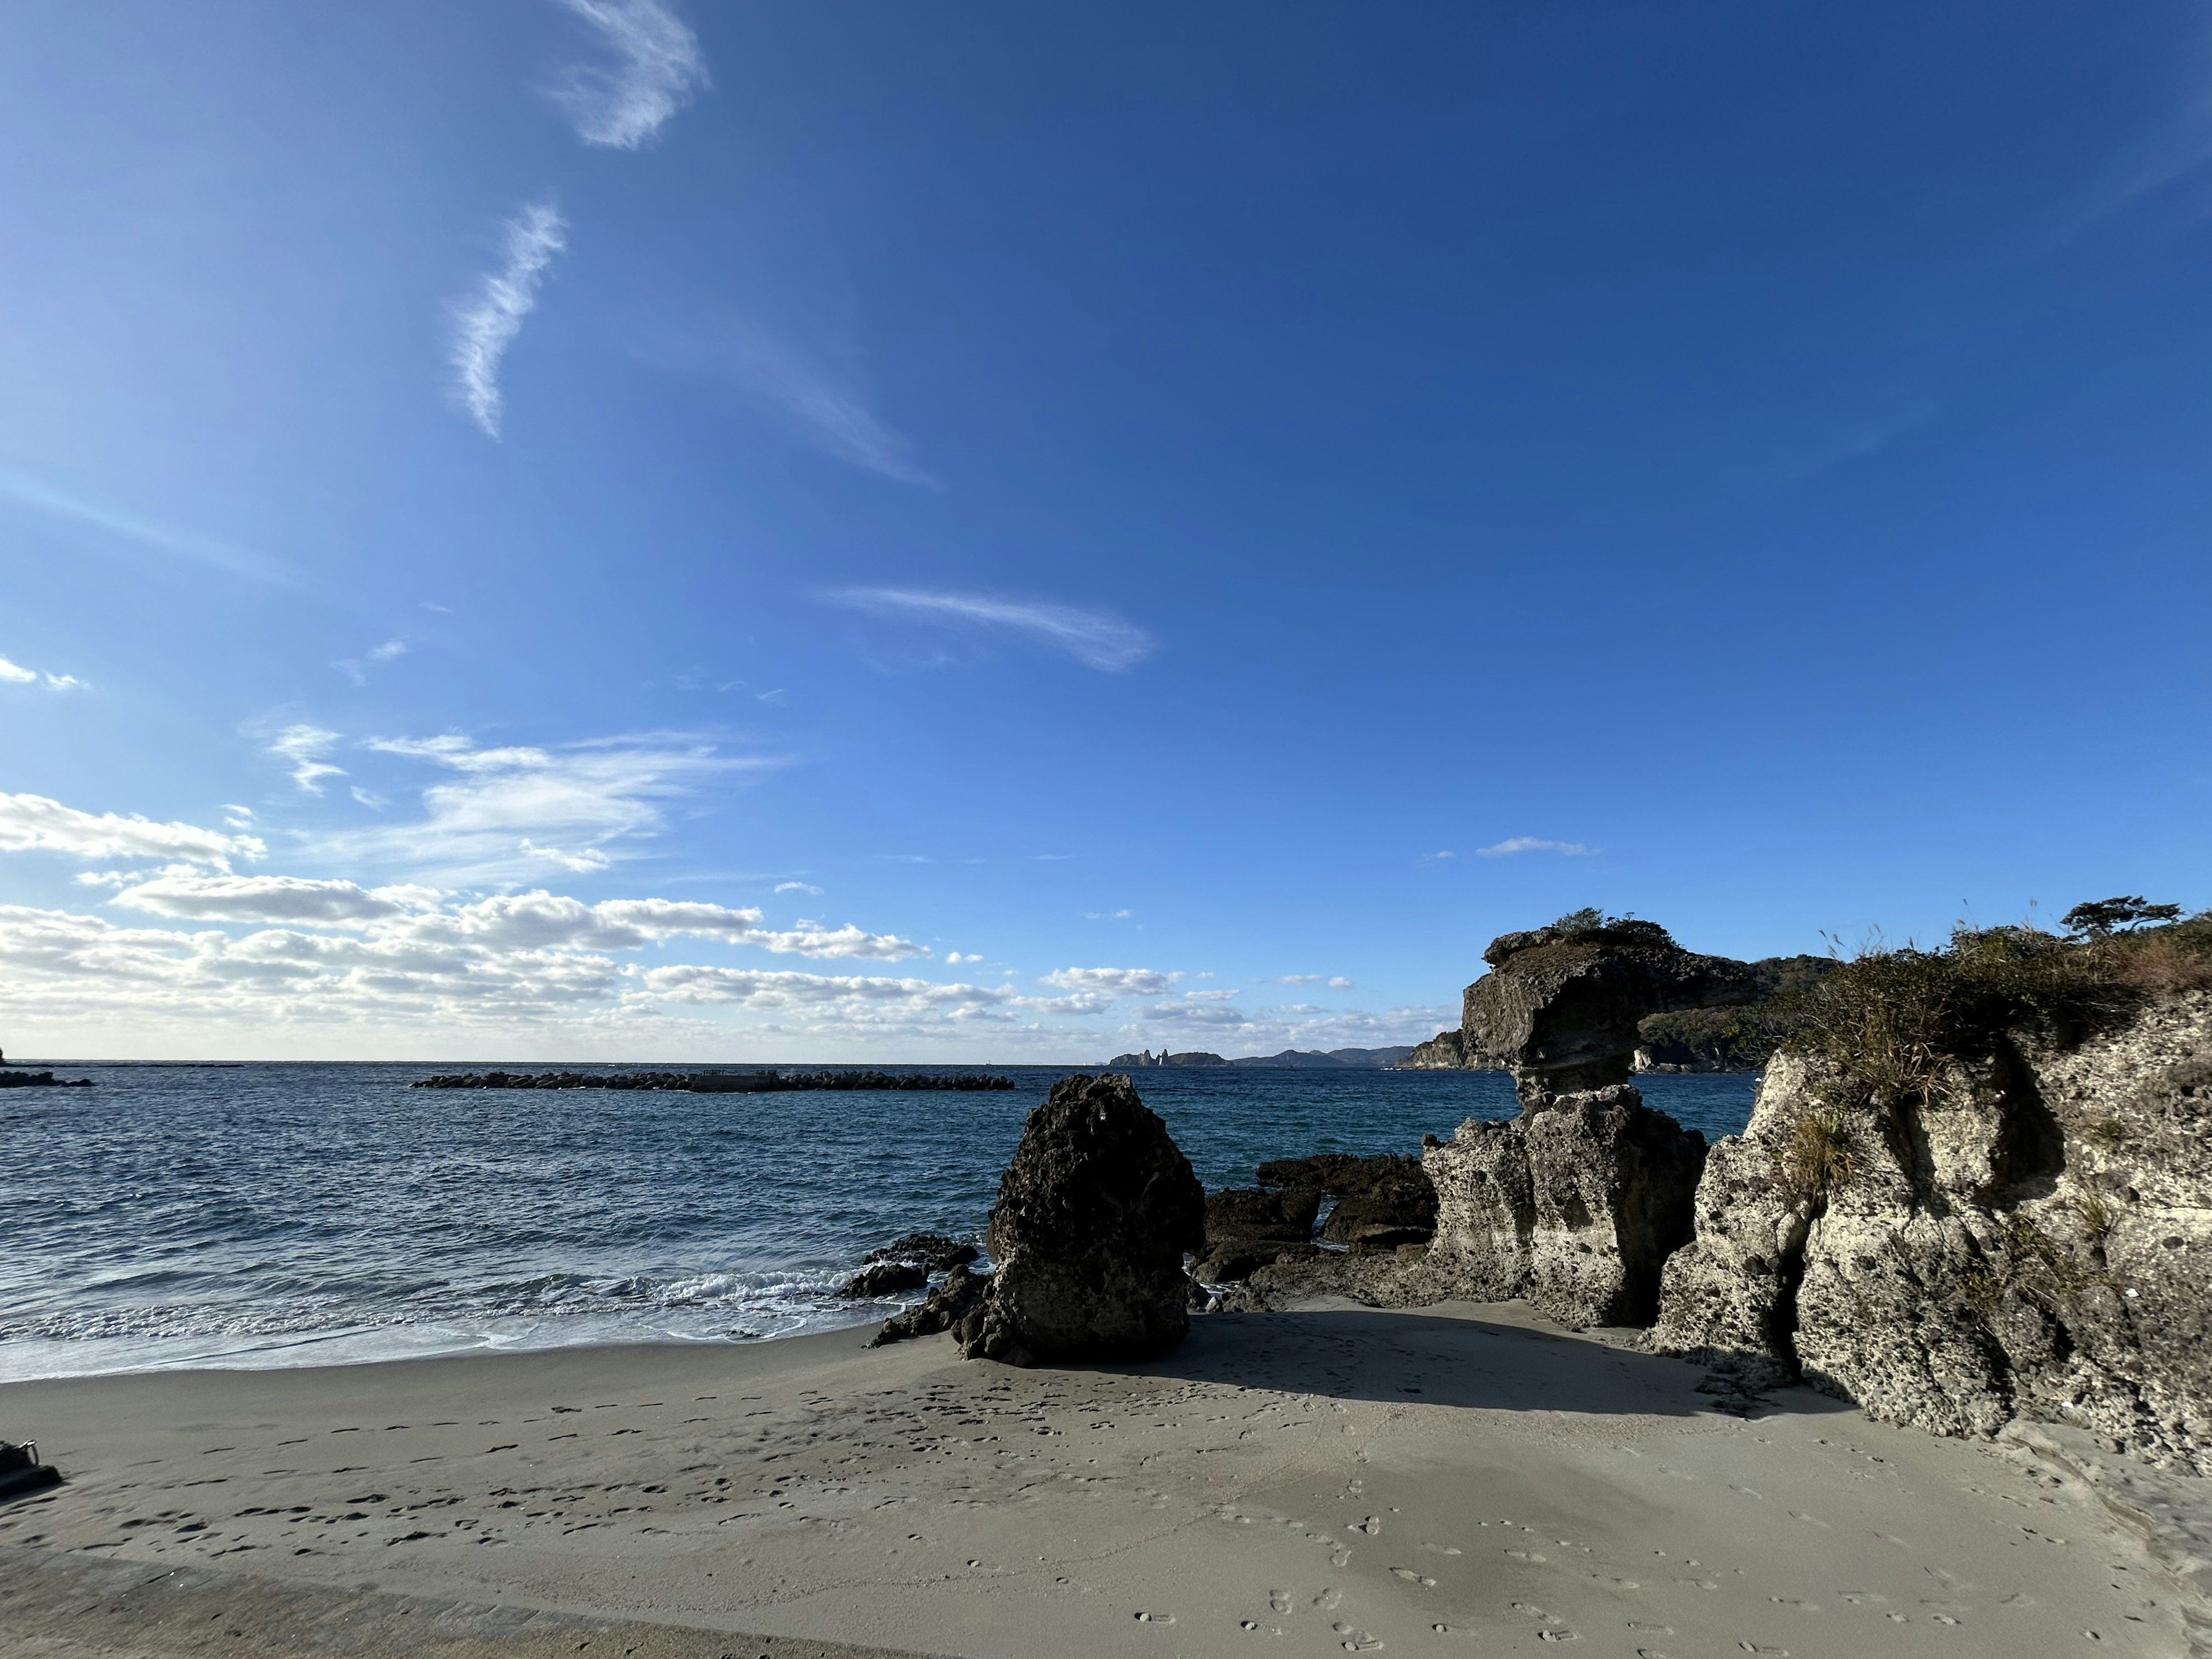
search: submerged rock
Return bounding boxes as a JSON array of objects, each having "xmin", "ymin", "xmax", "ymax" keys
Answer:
[
  {"xmin": 955, "ymin": 1073, "xmax": 1205, "ymax": 1365},
  {"xmin": 862, "ymin": 1233, "xmax": 979, "ymax": 1273},
  {"xmin": 839, "ymin": 1260, "xmax": 930, "ymax": 1299},
  {"xmin": 1410, "ymin": 1084, "xmax": 1707, "ymax": 1327}
]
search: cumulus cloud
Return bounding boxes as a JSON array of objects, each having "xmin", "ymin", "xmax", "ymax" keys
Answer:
[
  {"xmin": 109, "ymin": 874, "xmax": 430, "ymax": 926},
  {"xmin": 1328, "ymin": 976, "xmax": 1354, "ymax": 990},
  {"xmin": 270, "ymin": 725, "xmax": 346, "ymax": 794},
  {"xmin": 634, "ymin": 964, "xmax": 1008, "ymax": 1013},
  {"xmin": 550, "ymin": 0, "xmax": 708, "ymax": 150},
  {"xmin": 1038, "ymin": 965, "xmax": 1183, "ymax": 996},
  {"xmin": 825, "ymin": 589, "xmax": 1156, "ymax": 672},
  {"xmin": 449, "ymin": 202, "xmax": 567, "ymax": 439},
  {"xmin": 0, "ymin": 794, "xmax": 263, "ymax": 869},
  {"xmin": 1475, "ymin": 836, "xmax": 1592, "ymax": 858}
]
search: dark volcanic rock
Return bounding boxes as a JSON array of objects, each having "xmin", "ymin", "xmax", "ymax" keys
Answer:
[
  {"xmin": 868, "ymin": 1263, "xmax": 990, "ymax": 1346},
  {"xmin": 0, "ymin": 1070, "xmax": 92, "ymax": 1089},
  {"xmin": 1400, "ymin": 1028, "xmax": 1472, "ymax": 1070},
  {"xmin": 839, "ymin": 1261, "xmax": 930, "ymax": 1299},
  {"xmin": 1194, "ymin": 1185, "xmax": 1325, "ymax": 1282},
  {"xmin": 953, "ymin": 1073, "xmax": 1205, "ymax": 1365},
  {"xmin": 1250, "ymin": 1153, "xmax": 1437, "ymax": 1255},
  {"xmin": 1464, "ymin": 921, "xmax": 1758, "ymax": 1105},
  {"xmin": 1192, "ymin": 1239, "xmax": 1320, "ymax": 1283},
  {"xmin": 1410, "ymin": 1084, "xmax": 1707, "ymax": 1327},
  {"xmin": 1205, "ymin": 1186, "xmax": 1321, "ymax": 1245},
  {"xmin": 863, "ymin": 1233, "xmax": 979, "ymax": 1273}
]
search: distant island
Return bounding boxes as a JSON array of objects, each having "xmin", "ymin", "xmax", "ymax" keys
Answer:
[{"xmin": 1105, "ymin": 1046, "xmax": 1418, "ymax": 1070}]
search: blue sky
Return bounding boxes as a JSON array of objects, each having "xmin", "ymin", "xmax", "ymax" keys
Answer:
[{"xmin": 1, "ymin": 0, "xmax": 2206, "ymax": 1060}]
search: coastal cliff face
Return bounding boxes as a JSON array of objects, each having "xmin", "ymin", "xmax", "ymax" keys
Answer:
[
  {"xmin": 1408, "ymin": 1084, "xmax": 1706, "ymax": 1327},
  {"xmin": 1400, "ymin": 1028, "xmax": 1469, "ymax": 1070},
  {"xmin": 1655, "ymin": 989, "xmax": 2212, "ymax": 1472}
]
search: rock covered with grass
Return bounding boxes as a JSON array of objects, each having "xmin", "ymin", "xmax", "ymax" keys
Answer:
[
  {"xmin": 1654, "ymin": 916, "xmax": 2212, "ymax": 1471},
  {"xmin": 954, "ymin": 1073, "xmax": 1205, "ymax": 1365}
]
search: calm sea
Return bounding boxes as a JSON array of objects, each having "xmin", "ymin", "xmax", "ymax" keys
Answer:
[{"xmin": 1, "ymin": 1062, "xmax": 1759, "ymax": 1381}]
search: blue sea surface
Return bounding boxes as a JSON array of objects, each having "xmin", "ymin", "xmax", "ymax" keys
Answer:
[{"xmin": 1, "ymin": 1062, "xmax": 1759, "ymax": 1381}]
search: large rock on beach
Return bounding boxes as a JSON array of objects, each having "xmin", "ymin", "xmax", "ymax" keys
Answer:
[
  {"xmin": 1410, "ymin": 1084, "xmax": 1707, "ymax": 1327},
  {"xmin": 1653, "ymin": 990, "xmax": 2212, "ymax": 1471},
  {"xmin": 955, "ymin": 1073, "xmax": 1205, "ymax": 1365}
]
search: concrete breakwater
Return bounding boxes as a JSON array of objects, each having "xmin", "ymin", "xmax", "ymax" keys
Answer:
[{"xmin": 409, "ymin": 1067, "xmax": 1016, "ymax": 1092}]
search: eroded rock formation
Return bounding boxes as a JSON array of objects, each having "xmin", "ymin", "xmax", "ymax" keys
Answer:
[
  {"xmin": 1192, "ymin": 1186, "xmax": 1321, "ymax": 1282},
  {"xmin": 1464, "ymin": 920, "xmax": 1758, "ymax": 1105},
  {"xmin": 1407, "ymin": 1084, "xmax": 1707, "ymax": 1327},
  {"xmin": 1654, "ymin": 991, "xmax": 2212, "ymax": 1472},
  {"xmin": 953, "ymin": 1073, "xmax": 1205, "ymax": 1365}
]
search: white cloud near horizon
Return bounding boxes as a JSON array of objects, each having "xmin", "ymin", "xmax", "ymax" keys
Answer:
[
  {"xmin": 828, "ymin": 589, "xmax": 1156, "ymax": 672},
  {"xmin": 550, "ymin": 0, "xmax": 708, "ymax": 150},
  {"xmin": 1039, "ymin": 965, "xmax": 1183, "ymax": 997},
  {"xmin": 450, "ymin": 202, "xmax": 567, "ymax": 438},
  {"xmin": 1476, "ymin": 836, "xmax": 1592, "ymax": 858},
  {"xmin": 0, "ymin": 794, "xmax": 264, "ymax": 868},
  {"xmin": 0, "ymin": 472, "xmax": 294, "ymax": 585}
]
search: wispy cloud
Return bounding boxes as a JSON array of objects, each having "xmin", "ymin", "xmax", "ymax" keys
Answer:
[
  {"xmin": 774, "ymin": 880, "xmax": 822, "ymax": 896},
  {"xmin": 325, "ymin": 730, "xmax": 776, "ymax": 882},
  {"xmin": 0, "ymin": 652, "xmax": 82, "ymax": 691},
  {"xmin": 1475, "ymin": 836, "xmax": 1593, "ymax": 858},
  {"xmin": 645, "ymin": 319, "xmax": 937, "ymax": 486},
  {"xmin": 0, "ymin": 793, "xmax": 263, "ymax": 868},
  {"xmin": 334, "ymin": 638, "xmax": 409, "ymax": 687},
  {"xmin": 550, "ymin": 0, "xmax": 707, "ymax": 150},
  {"xmin": 450, "ymin": 202, "xmax": 567, "ymax": 438},
  {"xmin": 270, "ymin": 725, "xmax": 346, "ymax": 795},
  {"xmin": 0, "ymin": 472, "xmax": 293, "ymax": 585},
  {"xmin": 827, "ymin": 588, "xmax": 1156, "ymax": 672}
]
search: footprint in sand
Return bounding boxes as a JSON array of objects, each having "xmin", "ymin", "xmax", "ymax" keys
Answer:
[
  {"xmin": 1313, "ymin": 1588, "xmax": 1343, "ymax": 1611},
  {"xmin": 1331, "ymin": 1621, "xmax": 1383, "ymax": 1650},
  {"xmin": 1353, "ymin": 1516, "xmax": 1382, "ymax": 1535},
  {"xmin": 1390, "ymin": 1567, "xmax": 1437, "ymax": 1586},
  {"xmin": 1268, "ymin": 1590, "xmax": 1294, "ymax": 1614},
  {"xmin": 1506, "ymin": 1548, "xmax": 1550, "ymax": 1564},
  {"xmin": 1134, "ymin": 1611, "xmax": 1176, "ymax": 1624},
  {"xmin": 1422, "ymin": 1542, "xmax": 1462, "ymax": 1556}
]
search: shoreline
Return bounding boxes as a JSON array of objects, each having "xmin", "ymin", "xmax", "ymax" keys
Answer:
[{"xmin": 1, "ymin": 1298, "xmax": 2190, "ymax": 1658}]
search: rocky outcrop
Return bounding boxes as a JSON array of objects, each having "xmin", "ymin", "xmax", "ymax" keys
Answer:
[
  {"xmin": 0, "ymin": 1070, "xmax": 93, "ymax": 1089},
  {"xmin": 1407, "ymin": 1084, "xmax": 1706, "ymax": 1327},
  {"xmin": 1401, "ymin": 1029, "xmax": 1470, "ymax": 1070},
  {"xmin": 869, "ymin": 1263, "xmax": 990, "ymax": 1346},
  {"xmin": 1253, "ymin": 1153, "xmax": 1437, "ymax": 1253},
  {"xmin": 1464, "ymin": 920, "xmax": 1759, "ymax": 1105},
  {"xmin": 1654, "ymin": 991, "xmax": 2212, "ymax": 1472},
  {"xmin": 952, "ymin": 1073, "xmax": 1205, "ymax": 1365},
  {"xmin": 842, "ymin": 1233, "xmax": 979, "ymax": 1299}
]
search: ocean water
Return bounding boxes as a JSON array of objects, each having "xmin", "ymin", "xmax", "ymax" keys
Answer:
[{"xmin": 0, "ymin": 1062, "xmax": 1759, "ymax": 1382}]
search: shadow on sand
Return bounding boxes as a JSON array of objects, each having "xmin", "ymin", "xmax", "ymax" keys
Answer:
[{"xmin": 1111, "ymin": 1304, "xmax": 1857, "ymax": 1422}]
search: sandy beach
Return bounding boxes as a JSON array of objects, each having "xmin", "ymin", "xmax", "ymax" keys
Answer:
[{"xmin": 1, "ymin": 1298, "xmax": 2191, "ymax": 1659}]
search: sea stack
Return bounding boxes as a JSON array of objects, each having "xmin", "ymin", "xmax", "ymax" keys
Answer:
[{"xmin": 955, "ymin": 1072, "xmax": 1205, "ymax": 1365}]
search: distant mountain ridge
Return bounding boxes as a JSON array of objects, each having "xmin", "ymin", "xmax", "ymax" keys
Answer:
[{"xmin": 1104, "ymin": 1046, "xmax": 1419, "ymax": 1070}]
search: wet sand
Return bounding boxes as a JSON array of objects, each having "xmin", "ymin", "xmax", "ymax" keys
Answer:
[{"xmin": 0, "ymin": 1298, "xmax": 2190, "ymax": 1657}]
